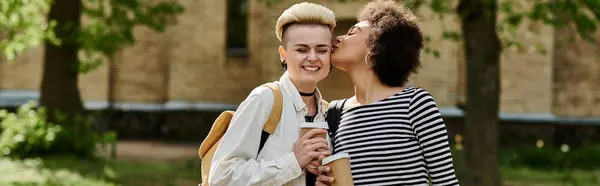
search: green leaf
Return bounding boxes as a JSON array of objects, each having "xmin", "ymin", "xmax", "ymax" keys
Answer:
[
  {"xmin": 424, "ymin": 36, "xmax": 432, "ymax": 42},
  {"xmin": 404, "ymin": 0, "xmax": 425, "ymax": 10},
  {"xmin": 500, "ymin": 1, "xmax": 513, "ymax": 13},
  {"xmin": 432, "ymin": 50, "xmax": 440, "ymax": 58},
  {"xmin": 0, "ymin": 0, "xmax": 54, "ymax": 61},
  {"xmin": 506, "ymin": 14, "xmax": 524, "ymax": 26},
  {"xmin": 431, "ymin": 0, "xmax": 452, "ymax": 13},
  {"xmin": 528, "ymin": 2, "xmax": 553, "ymax": 24},
  {"xmin": 572, "ymin": 12, "xmax": 597, "ymax": 41},
  {"xmin": 442, "ymin": 31, "xmax": 462, "ymax": 41},
  {"xmin": 580, "ymin": 0, "xmax": 600, "ymax": 21}
]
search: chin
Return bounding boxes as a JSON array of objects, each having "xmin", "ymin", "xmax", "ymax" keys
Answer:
[{"xmin": 297, "ymin": 76, "xmax": 325, "ymax": 85}]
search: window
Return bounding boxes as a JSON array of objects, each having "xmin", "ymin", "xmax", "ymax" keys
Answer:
[{"xmin": 226, "ymin": 0, "xmax": 248, "ymax": 57}]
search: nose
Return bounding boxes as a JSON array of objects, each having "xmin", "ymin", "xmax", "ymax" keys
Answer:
[
  {"xmin": 335, "ymin": 36, "xmax": 342, "ymax": 44},
  {"xmin": 307, "ymin": 50, "xmax": 317, "ymax": 61}
]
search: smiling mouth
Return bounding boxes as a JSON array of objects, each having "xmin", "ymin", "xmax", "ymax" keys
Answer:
[{"xmin": 302, "ymin": 66, "xmax": 320, "ymax": 72}]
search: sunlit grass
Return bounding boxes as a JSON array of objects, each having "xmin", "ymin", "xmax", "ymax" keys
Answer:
[
  {"xmin": 502, "ymin": 167, "xmax": 600, "ymax": 186},
  {"xmin": 1, "ymin": 150, "xmax": 600, "ymax": 185},
  {"xmin": 0, "ymin": 156, "xmax": 201, "ymax": 186},
  {"xmin": 450, "ymin": 145, "xmax": 600, "ymax": 186}
]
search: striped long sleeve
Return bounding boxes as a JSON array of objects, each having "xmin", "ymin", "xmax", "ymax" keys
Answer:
[{"xmin": 409, "ymin": 89, "xmax": 460, "ymax": 186}]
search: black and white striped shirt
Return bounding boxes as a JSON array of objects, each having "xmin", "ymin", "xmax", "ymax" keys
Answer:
[{"xmin": 332, "ymin": 87, "xmax": 459, "ymax": 186}]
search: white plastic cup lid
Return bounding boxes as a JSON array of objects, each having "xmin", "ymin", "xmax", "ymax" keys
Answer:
[
  {"xmin": 300, "ymin": 121, "xmax": 329, "ymax": 129},
  {"xmin": 322, "ymin": 152, "xmax": 350, "ymax": 165}
]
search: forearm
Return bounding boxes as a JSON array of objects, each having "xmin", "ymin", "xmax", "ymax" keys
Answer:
[{"xmin": 210, "ymin": 152, "xmax": 303, "ymax": 186}]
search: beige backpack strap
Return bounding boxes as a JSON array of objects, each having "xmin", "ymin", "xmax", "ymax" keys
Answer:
[
  {"xmin": 262, "ymin": 82, "xmax": 283, "ymax": 135},
  {"xmin": 321, "ymin": 100, "xmax": 329, "ymax": 109}
]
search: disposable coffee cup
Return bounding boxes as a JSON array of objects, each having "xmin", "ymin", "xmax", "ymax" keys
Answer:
[
  {"xmin": 300, "ymin": 122, "xmax": 328, "ymax": 139},
  {"xmin": 322, "ymin": 152, "xmax": 354, "ymax": 186}
]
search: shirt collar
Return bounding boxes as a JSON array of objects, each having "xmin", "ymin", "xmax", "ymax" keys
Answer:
[{"xmin": 279, "ymin": 72, "xmax": 326, "ymax": 115}]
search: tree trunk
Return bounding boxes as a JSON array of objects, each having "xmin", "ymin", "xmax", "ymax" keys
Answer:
[
  {"xmin": 41, "ymin": 0, "xmax": 84, "ymax": 122},
  {"xmin": 457, "ymin": 0, "xmax": 502, "ymax": 185}
]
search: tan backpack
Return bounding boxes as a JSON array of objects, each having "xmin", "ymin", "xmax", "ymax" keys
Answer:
[{"xmin": 198, "ymin": 82, "xmax": 283, "ymax": 186}]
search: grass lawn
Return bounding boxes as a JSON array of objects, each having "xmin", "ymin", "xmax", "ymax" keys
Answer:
[
  {"xmin": 0, "ymin": 156, "xmax": 201, "ymax": 186},
  {"xmin": 0, "ymin": 156, "xmax": 599, "ymax": 186},
  {"xmin": 501, "ymin": 167, "xmax": 600, "ymax": 186}
]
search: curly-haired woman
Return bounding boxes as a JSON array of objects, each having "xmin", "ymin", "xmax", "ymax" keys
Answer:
[{"xmin": 317, "ymin": 0, "xmax": 459, "ymax": 185}]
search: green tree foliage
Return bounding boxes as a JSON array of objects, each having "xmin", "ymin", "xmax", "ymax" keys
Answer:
[
  {"xmin": 0, "ymin": 0, "xmax": 184, "ymax": 158},
  {"xmin": 1, "ymin": 0, "xmax": 184, "ymax": 73},
  {"xmin": 0, "ymin": 0, "xmax": 57, "ymax": 61},
  {"xmin": 78, "ymin": 0, "xmax": 184, "ymax": 73},
  {"xmin": 405, "ymin": 0, "xmax": 600, "ymax": 54}
]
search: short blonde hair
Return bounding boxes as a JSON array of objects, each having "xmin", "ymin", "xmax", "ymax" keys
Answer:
[{"xmin": 275, "ymin": 2, "xmax": 336, "ymax": 42}]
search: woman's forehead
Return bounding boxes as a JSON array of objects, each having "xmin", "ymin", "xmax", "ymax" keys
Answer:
[
  {"xmin": 284, "ymin": 25, "xmax": 332, "ymax": 46},
  {"xmin": 353, "ymin": 21, "xmax": 370, "ymax": 29}
]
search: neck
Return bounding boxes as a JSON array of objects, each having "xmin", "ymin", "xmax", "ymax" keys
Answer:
[
  {"xmin": 289, "ymin": 78, "xmax": 318, "ymax": 107},
  {"xmin": 301, "ymin": 95, "xmax": 316, "ymax": 114},
  {"xmin": 347, "ymin": 66, "xmax": 403, "ymax": 105}
]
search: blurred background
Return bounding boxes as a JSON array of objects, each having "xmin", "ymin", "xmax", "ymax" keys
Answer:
[{"xmin": 1, "ymin": 0, "xmax": 599, "ymax": 185}]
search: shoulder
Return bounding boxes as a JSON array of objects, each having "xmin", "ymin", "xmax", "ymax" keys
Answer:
[
  {"xmin": 248, "ymin": 85, "xmax": 274, "ymax": 99},
  {"xmin": 406, "ymin": 87, "xmax": 441, "ymax": 113},
  {"xmin": 406, "ymin": 87, "xmax": 435, "ymax": 102},
  {"xmin": 243, "ymin": 83, "xmax": 280, "ymax": 108},
  {"xmin": 325, "ymin": 98, "xmax": 350, "ymax": 109}
]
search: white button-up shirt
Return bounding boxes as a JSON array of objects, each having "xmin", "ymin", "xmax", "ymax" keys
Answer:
[{"xmin": 208, "ymin": 72, "xmax": 328, "ymax": 186}]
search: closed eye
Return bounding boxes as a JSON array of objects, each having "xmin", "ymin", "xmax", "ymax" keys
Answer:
[{"xmin": 347, "ymin": 27, "xmax": 355, "ymax": 35}]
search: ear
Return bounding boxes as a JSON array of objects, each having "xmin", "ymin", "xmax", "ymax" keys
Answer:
[{"xmin": 278, "ymin": 46, "xmax": 287, "ymax": 62}]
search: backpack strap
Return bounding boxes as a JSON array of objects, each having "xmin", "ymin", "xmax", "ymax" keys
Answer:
[
  {"xmin": 325, "ymin": 98, "xmax": 347, "ymax": 152},
  {"xmin": 257, "ymin": 82, "xmax": 283, "ymax": 156},
  {"xmin": 326, "ymin": 100, "xmax": 339, "ymax": 135},
  {"xmin": 262, "ymin": 82, "xmax": 283, "ymax": 134},
  {"xmin": 321, "ymin": 100, "xmax": 329, "ymax": 109}
]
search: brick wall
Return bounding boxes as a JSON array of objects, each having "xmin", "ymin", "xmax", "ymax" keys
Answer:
[
  {"xmin": 552, "ymin": 24, "xmax": 600, "ymax": 116},
  {"xmin": 0, "ymin": 0, "xmax": 599, "ymax": 117},
  {"xmin": 0, "ymin": 47, "xmax": 43, "ymax": 91},
  {"xmin": 0, "ymin": 0, "xmax": 261, "ymax": 105}
]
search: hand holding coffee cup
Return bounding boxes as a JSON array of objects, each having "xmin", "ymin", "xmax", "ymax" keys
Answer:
[
  {"xmin": 301, "ymin": 122, "xmax": 329, "ymax": 152},
  {"xmin": 300, "ymin": 122, "xmax": 330, "ymax": 173},
  {"xmin": 316, "ymin": 165, "xmax": 333, "ymax": 186},
  {"xmin": 307, "ymin": 154, "xmax": 328, "ymax": 175},
  {"xmin": 320, "ymin": 152, "xmax": 353, "ymax": 186},
  {"xmin": 293, "ymin": 129, "xmax": 330, "ymax": 169}
]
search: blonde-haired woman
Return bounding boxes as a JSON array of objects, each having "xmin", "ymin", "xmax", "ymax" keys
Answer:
[{"xmin": 208, "ymin": 2, "xmax": 336, "ymax": 186}]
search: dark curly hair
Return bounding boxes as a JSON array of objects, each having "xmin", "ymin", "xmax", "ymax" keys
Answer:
[{"xmin": 359, "ymin": 0, "xmax": 424, "ymax": 87}]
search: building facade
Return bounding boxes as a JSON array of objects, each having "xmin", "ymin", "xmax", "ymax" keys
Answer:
[{"xmin": 0, "ymin": 0, "xmax": 599, "ymax": 121}]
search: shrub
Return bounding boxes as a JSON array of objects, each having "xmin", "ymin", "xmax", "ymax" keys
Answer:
[
  {"xmin": 499, "ymin": 144, "xmax": 600, "ymax": 170},
  {"xmin": 0, "ymin": 101, "xmax": 116, "ymax": 159}
]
